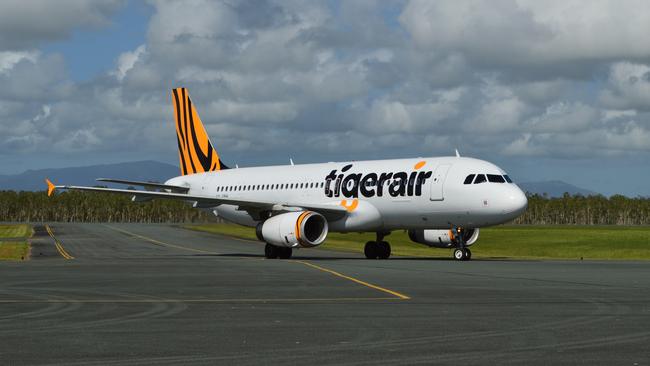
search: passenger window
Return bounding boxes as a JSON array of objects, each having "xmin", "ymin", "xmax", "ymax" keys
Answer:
[
  {"xmin": 504, "ymin": 175, "xmax": 513, "ymax": 183},
  {"xmin": 464, "ymin": 174, "xmax": 475, "ymax": 185},
  {"xmin": 473, "ymin": 174, "xmax": 487, "ymax": 184},
  {"xmin": 487, "ymin": 174, "xmax": 505, "ymax": 183}
]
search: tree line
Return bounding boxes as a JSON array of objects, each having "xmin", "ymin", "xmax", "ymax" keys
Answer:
[
  {"xmin": 0, "ymin": 190, "xmax": 648, "ymax": 225},
  {"xmin": 0, "ymin": 190, "xmax": 212, "ymax": 223},
  {"xmin": 514, "ymin": 193, "xmax": 650, "ymax": 225}
]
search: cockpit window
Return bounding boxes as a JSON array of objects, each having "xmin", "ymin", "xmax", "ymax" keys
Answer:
[
  {"xmin": 504, "ymin": 175, "xmax": 513, "ymax": 183},
  {"xmin": 487, "ymin": 174, "xmax": 506, "ymax": 183},
  {"xmin": 463, "ymin": 174, "xmax": 475, "ymax": 185},
  {"xmin": 473, "ymin": 174, "xmax": 487, "ymax": 184}
]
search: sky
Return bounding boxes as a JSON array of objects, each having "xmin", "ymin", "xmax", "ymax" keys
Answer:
[{"xmin": 0, "ymin": 0, "xmax": 649, "ymax": 197}]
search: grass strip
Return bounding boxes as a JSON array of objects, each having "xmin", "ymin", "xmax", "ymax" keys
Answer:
[
  {"xmin": 0, "ymin": 224, "xmax": 33, "ymax": 238},
  {"xmin": 184, "ymin": 224, "xmax": 650, "ymax": 260},
  {"xmin": 0, "ymin": 242, "xmax": 30, "ymax": 261}
]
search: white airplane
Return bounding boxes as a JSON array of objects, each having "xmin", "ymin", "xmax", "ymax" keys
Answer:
[{"xmin": 47, "ymin": 88, "xmax": 527, "ymax": 261}]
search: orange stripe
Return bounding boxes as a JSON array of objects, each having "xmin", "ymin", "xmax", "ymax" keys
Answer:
[{"xmin": 295, "ymin": 211, "xmax": 310, "ymax": 245}]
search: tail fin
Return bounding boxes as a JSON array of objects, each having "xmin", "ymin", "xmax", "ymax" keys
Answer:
[{"xmin": 171, "ymin": 87, "xmax": 228, "ymax": 175}]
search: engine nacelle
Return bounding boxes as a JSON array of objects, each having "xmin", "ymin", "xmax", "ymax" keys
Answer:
[
  {"xmin": 408, "ymin": 228, "xmax": 479, "ymax": 248},
  {"xmin": 256, "ymin": 211, "xmax": 328, "ymax": 248}
]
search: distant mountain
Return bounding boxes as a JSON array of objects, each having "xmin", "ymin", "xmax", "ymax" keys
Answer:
[
  {"xmin": 518, "ymin": 180, "xmax": 598, "ymax": 197},
  {"xmin": 0, "ymin": 161, "xmax": 179, "ymax": 191}
]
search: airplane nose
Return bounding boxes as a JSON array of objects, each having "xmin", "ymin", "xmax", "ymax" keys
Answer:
[{"xmin": 507, "ymin": 186, "xmax": 528, "ymax": 215}]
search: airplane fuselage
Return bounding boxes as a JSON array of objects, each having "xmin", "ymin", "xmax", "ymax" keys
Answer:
[{"xmin": 166, "ymin": 156, "xmax": 528, "ymax": 232}]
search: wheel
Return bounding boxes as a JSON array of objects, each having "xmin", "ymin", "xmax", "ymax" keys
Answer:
[
  {"xmin": 463, "ymin": 248, "xmax": 472, "ymax": 261},
  {"xmin": 364, "ymin": 241, "xmax": 378, "ymax": 259},
  {"xmin": 377, "ymin": 241, "xmax": 391, "ymax": 259},
  {"xmin": 453, "ymin": 248, "xmax": 464, "ymax": 261},
  {"xmin": 265, "ymin": 243, "xmax": 279, "ymax": 259},
  {"xmin": 279, "ymin": 247, "xmax": 293, "ymax": 259}
]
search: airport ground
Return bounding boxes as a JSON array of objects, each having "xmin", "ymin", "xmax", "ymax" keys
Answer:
[{"xmin": 0, "ymin": 223, "xmax": 648, "ymax": 365}]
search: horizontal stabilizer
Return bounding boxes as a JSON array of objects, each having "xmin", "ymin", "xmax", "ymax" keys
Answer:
[{"xmin": 96, "ymin": 178, "xmax": 189, "ymax": 193}]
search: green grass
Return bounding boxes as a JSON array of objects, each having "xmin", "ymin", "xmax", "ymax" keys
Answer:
[
  {"xmin": 0, "ymin": 242, "xmax": 30, "ymax": 261},
  {"xmin": 0, "ymin": 224, "xmax": 32, "ymax": 238},
  {"xmin": 184, "ymin": 224, "xmax": 650, "ymax": 260}
]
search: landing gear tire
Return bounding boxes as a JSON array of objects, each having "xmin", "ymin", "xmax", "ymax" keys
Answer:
[
  {"xmin": 365, "ymin": 241, "xmax": 391, "ymax": 259},
  {"xmin": 464, "ymin": 248, "xmax": 472, "ymax": 261},
  {"xmin": 453, "ymin": 248, "xmax": 472, "ymax": 261},
  {"xmin": 279, "ymin": 247, "xmax": 293, "ymax": 259},
  {"xmin": 377, "ymin": 241, "xmax": 391, "ymax": 259},
  {"xmin": 265, "ymin": 244, "xmax": 292, "ymax": 259},
  {"xmin": 265, "ymin": 243, "xmax": 279, "ymax": 259},
  {"xmin": 364, "ymin": 241, "xmax": 378, "ymax": 259}
]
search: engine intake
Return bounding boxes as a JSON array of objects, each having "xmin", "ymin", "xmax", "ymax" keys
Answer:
[
  {"xmin": 256, "ymin": 211, "xmax": 328, "ymax": 248},
  {"xmin": 408, "ymin": 228, "xmax": 479, "ymax": 248}
]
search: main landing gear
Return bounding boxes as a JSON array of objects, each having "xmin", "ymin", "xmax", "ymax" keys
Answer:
[
  {"xmin": 264, "ymin": 243, "xmax": 292, "ymax": 259},
  {"xmin": 364, "ymin": 232, "xmax": 391, "ymax": 259},
  {"xmin": 452, "ymin": 227, "xmax": 471, "ymax": 261}
]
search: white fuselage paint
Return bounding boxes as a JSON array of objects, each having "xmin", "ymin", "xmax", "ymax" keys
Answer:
[{"xmin": 165, "ymin": 156, "xmax": 528, "ymax": 232}]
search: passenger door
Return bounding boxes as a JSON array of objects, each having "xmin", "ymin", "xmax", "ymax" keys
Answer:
[{"xmin": 430, "ymin": 164, "xmax": 451, "ymax": 201}]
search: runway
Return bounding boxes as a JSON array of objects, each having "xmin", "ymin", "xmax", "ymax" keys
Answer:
[{"xmin": 1, "ymin": 223, "xmax": 648, "ymax": 365}]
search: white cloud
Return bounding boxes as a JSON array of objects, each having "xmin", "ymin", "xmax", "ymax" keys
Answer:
[
  {"xmin": 112, "ymin": 45, "xmax": 146, "ymax": 81},
  {"xmin": 400, "ymin": 0, "xmax": 650, "ymax": 68},
  {"xmin": 2, "ymin": 0, "xmax": 650, "ymax": 172},
  {"xmin": 0, "ymin": 51, "xmax": 38, "ymax": 74},
  {"xmin": 600, "ymin": 62, "xmax": 650, "ymax": 110}
]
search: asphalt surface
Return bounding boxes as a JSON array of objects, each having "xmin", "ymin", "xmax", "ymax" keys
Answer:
[{"xmin": 0, "ymin": 223, "xmax": 648, "ymax": 365}]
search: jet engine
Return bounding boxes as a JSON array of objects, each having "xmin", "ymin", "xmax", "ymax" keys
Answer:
[
  {"xmin": 256, "ymin": 211, "xmax": 328, "ymax": 248},
  {"xmin": 408, "ymin": 228, "xmax": 479, "ymax": 248}
]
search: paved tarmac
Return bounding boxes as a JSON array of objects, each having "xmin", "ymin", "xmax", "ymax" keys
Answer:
[{"xmin": 0, "ymin": 223, "xmax": 648, "ymax": 365}]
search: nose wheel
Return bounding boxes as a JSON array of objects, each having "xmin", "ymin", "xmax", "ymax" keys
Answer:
[
  {"xmin": 453, "ymin": 248, "xmax": 471, "ymax": 261},
  {"xmin": 451, "ymin": 227, "xmax": 472, "ymax": 261}
]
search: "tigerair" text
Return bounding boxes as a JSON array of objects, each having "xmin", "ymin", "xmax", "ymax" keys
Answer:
[{"xmin": 324, "ymin": 163, "xmax": 432, "ymax": 198}]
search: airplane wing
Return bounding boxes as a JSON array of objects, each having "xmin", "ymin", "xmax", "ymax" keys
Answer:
[
  {"xmin": 96, "ymin": 178, "xmax": 190, "ymax": 193},
  {"xmin": 45, "ymin": 179, "xmax": 348, "ymax": 221}
]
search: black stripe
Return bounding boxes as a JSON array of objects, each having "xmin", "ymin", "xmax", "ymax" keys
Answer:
[
  {"xmin": 176, "ymin": 135, "xmax": 187, "ymax": 175},
  {"xmin": 219, "ymin": 159, "xmax": 230, "ymax": 170},
  {"xmin": 182, "ymin": 89, "xmax": 197, "ymax": 174},
  {"xmin": 172, "ymin": 89, "xmax": 185, "ymax": 149},
  {"xmin": 187, "ymin": 98, "xmax": 215, "ymax": 172}
]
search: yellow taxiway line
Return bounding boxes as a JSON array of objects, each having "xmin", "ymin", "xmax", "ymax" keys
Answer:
[
  {"xmin": 45, "ymin": 224, "xmax": 74, "ymax": 260},
  {"xmin": 104, "ymin": 225, "xmax": 410, "ymax": 300},
  {"xmin": 293, "ymin": 260, "xmax": 411, "ymax": 300},
  {"xmin": 104, "ymin": 225, "xmax": 220, "ymax": 255}
]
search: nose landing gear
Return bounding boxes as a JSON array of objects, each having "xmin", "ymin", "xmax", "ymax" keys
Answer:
[
  {"xmin": 453, "ymin": 247, "xmax": 471, "ymax": 261},
  {"xmin": 364, "ymin": 232, "xmax": 391, "ymax": 259},
  {"xmin": 452, "ymin": 227, "xmax": 472, "ymax": 261}
]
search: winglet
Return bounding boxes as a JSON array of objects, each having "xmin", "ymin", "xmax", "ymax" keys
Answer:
[{"xmin": 45, "ymin": 179, "xmax": 56, "ymax": 197}]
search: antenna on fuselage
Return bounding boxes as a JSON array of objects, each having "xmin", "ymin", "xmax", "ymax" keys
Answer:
[
  {"xmin": 235, "ymin": 164, "xmax": 239, "ymax": 168},
  {"xmin": 290, "ymin": 158, "xmax": 294, "ymax": 166},
  {"xmin": 455, "ymin": 149, "xmax": 461, "ymax": 157}
]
